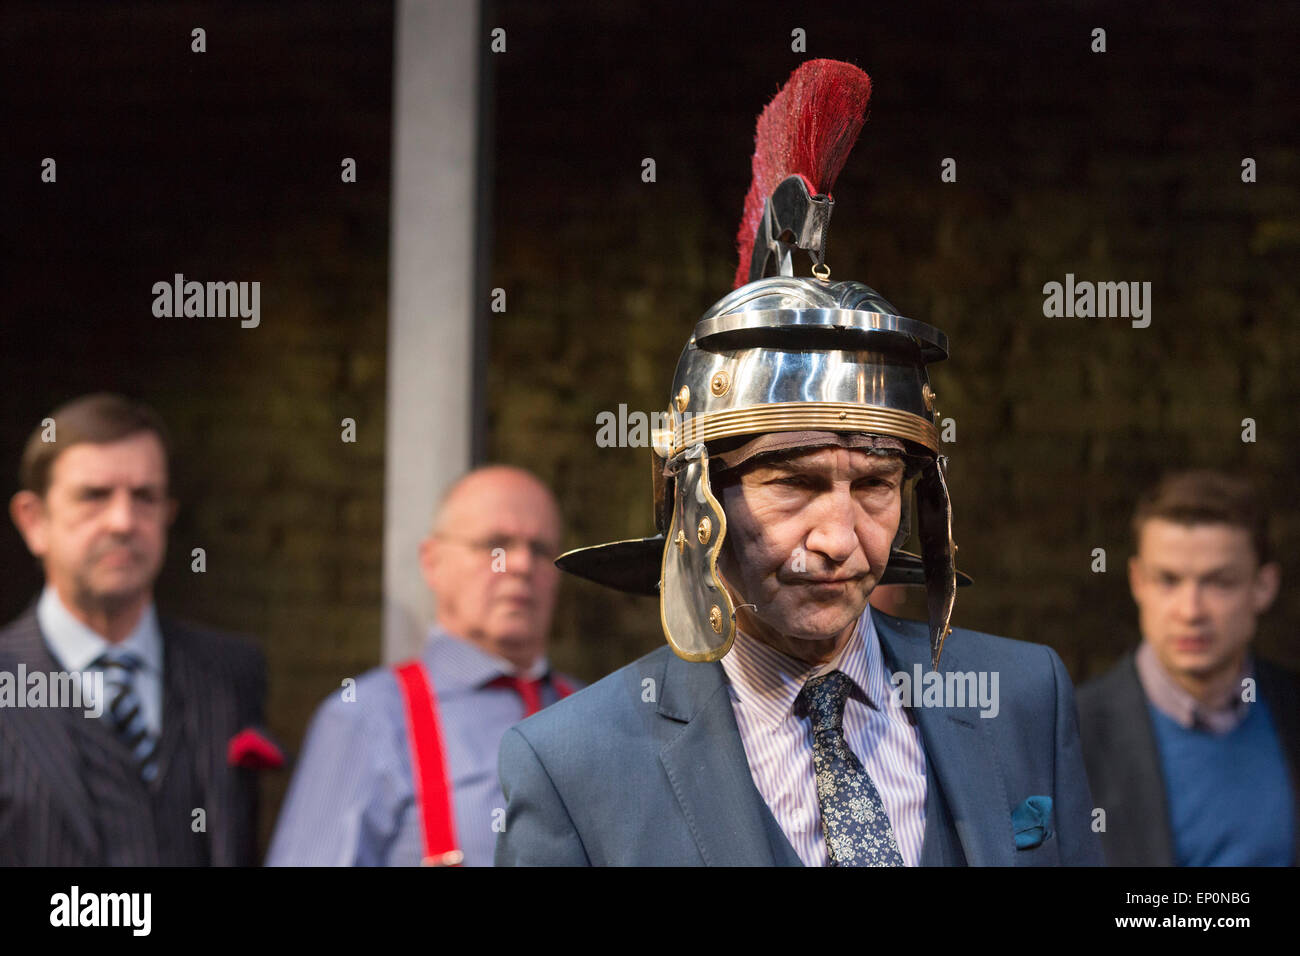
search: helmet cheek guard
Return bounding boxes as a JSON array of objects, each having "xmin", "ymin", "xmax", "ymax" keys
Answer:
[
  {"xmin": 659, "ymin": 444, "xmax": 736, "ymax": 661},
  {"xmin": 916, "ymin": 455, "xmax": 957, "ymax": 666}
]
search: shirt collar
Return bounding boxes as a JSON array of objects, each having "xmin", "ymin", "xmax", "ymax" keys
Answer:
[
  {"xmin": 720, "ymin": 606, "xmax": 883, "ymax": 728},
  {"xmin": 36, "ymin": 584, "xmax": 163, "ymax": 674},
  {"xmin": 424, "ymin": 627, "xmax": 550, "ymax": 690},
  {"xmin": 1135, "ymin": 640, "xmax": 1253, "ymax": 734}
]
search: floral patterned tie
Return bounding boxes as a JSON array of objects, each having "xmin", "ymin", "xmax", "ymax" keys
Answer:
[{"xmin": 799, "ymin": 670, "xmax": 904, "ymax": 866}]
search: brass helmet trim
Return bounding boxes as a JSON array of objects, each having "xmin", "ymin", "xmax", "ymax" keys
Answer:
[{"xmin": 674, "ymin": 402, "xmax": 939, "ymax": 455}]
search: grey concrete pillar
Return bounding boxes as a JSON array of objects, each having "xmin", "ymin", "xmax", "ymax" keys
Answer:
[{"xmin": 383, "ymin": 0, "xmax": 481, "ymax": 662}]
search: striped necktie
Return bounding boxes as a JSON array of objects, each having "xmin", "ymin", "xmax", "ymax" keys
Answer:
[
  {"xmin": 799, "ymin": 670, "xmax": 904, "ymax": 866},
  {"xmin": 96, "ymin": 649, "xmax": 160, "ymax": 784}
]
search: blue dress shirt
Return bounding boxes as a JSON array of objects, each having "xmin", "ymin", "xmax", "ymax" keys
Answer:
[{"xmin": 267, "ymin": 629, "xmax": 575, "ymax": 866}]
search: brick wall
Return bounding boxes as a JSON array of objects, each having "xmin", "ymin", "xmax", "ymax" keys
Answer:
[
  {"xmin": 1, "ymin": 2, "xmax": 392, "ymax": 843},
  {"xmin": 486, "ymin": 0, "xmax": 1300, "ymax": 683}
]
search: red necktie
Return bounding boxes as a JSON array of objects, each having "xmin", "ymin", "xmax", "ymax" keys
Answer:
[{"xmin": 490, "ymin": 675, "xmax": 545, "ymax": 717}]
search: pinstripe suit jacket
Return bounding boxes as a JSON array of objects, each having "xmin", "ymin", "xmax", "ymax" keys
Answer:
[{"xmin": 0, "ymin": 604, "xmax": 266, "ymax": 866}]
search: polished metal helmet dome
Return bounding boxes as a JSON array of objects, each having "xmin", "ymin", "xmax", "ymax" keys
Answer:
[{"xmin": 664, "ymin": 277, "xmax": 947, "ymax": 459}]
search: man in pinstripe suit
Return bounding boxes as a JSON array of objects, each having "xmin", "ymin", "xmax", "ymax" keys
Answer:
[{"xmin": 0, "ymin": 393, "xmax": 268, "ymax": 866}]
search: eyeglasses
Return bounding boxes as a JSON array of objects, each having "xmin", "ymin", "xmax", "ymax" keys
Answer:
[{"xmin": 437, "ymin": 534, "xmax": 558, "ymax": 563}]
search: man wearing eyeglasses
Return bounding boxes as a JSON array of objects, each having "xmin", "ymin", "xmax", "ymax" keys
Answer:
[{"xmin": 268, "ymin": 465, "xmax": 576, "ymax": 866}]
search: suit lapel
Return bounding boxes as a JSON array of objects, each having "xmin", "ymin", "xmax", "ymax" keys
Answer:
[
  {"xmin": 1109, "ymin": 656, "xmax": 1175, "ymax": 865},
  {"xmin": 656, "ymin": 652, "xmax": 799, "ymax": 865},
  {"xmin": 874, "ymin": 610, "xmax": 1015, "ymax": 866},
  {"xmin": 0, "ymin": 609, "xmax": 100, "ymax": 857}
]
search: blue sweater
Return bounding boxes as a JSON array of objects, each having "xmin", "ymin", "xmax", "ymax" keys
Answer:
[{"xmin": 1148, "ymin": 696, "xmax": 1295, "ymax": 866}]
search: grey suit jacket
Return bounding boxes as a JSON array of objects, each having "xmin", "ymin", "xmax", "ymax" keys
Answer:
[
  {"xmin": 1077, "ymin": 650, "xmax": 1300, "ymax": 866},
  {"xmin": 0, "ymin": 604, "xmax": 267, "ymax": 866},
  {"xmin": 496, "ymin": 608, "xmax": 1103, "ymax": 866}
]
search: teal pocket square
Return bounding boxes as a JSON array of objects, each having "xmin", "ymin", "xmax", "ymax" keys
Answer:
[{"xmin": 1011, "ymin": 795, "xmax": 1053, "ymax": 849}]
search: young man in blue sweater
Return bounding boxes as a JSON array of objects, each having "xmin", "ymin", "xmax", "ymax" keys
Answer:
[{"xmin": 1079, "ymin": 470, "xmax": 1299, "ymax": 866}]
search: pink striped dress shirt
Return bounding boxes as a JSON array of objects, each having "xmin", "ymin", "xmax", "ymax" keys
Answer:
[{"xmin": 719, "ymin": 608, "xmax": 928, "ymax": 866}]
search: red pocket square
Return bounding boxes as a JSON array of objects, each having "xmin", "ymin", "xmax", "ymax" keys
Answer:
[{"xmin": 227, "ymin": 727, "xmax": 285, "ymax": 770}]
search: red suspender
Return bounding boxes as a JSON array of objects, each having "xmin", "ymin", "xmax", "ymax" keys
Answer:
[
  {"xmin": 393, "ymin": 661, "xmax": 575, "ymax": 867},
  {"xmin": 393, "ymin": 661, "xmax": 463, "ymax": 867}
]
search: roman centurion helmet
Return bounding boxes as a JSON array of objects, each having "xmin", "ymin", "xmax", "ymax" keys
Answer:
[{"xmin": 559, "ymin": 59, "xmax": 964, "ymax": 668}]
